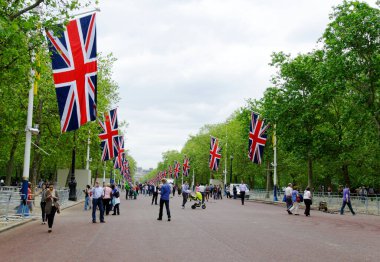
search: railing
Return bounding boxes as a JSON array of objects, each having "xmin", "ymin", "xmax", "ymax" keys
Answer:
[
  {"xmin": 0, "ymin": 189, "xmax": 71, "ymax": 226},
  {"xmin": 247, "ymin": 190, "xmax": 380, "ymax": 215}
]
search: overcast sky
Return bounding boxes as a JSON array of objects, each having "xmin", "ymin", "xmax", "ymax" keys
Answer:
[{"xmin": 96, "ymin": 0, "xmax": 377, "ymax": 169}]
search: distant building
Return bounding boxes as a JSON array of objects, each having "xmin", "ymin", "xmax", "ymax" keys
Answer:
[{"xmin": 134, "ymin": 167, "xmax": 153, "ymax": 182}]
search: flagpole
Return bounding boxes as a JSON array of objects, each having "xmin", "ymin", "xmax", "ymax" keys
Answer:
[
  {"xmin": 273, "ymin": 124, "xmax": 278, "ymax": 201},
  {"xmin": 192, "ymin": 169, "xmax": 195, "ymax": 191},
  {"xmin": 86, "ymin": 131, "xmax": 91, "ymax": 170},
  {"xmin": 103, "ymin": 162, "xmax": 106, "ymax": 184},
  {"xmin": 224, "ymin": 124, "xmax": 228, "ymax": 186}
]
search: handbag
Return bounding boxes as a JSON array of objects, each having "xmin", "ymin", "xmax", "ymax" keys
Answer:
[{"xmin": 54, "ymin": 201, "xmax": 61, "ymax": 214}]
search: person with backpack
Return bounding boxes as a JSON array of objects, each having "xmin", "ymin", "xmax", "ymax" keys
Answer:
[
  {"xmin": 289, "ymin": 187, "xmax": 302, "ymax": 215},
  {"xmin": 111, "ymin": 184, "xmax": 120, "ymax": 215}
]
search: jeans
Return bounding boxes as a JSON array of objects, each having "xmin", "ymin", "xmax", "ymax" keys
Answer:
[
  {"xmin": 240, "ymin": 191, "xmax": 246, "ymax": 205},
  {"xmin": 40, "ymin": 202, "xmax": 46, "ymax": 222},
  {"xmin": 92, "ymin": 198, "xmax": 104, "ymax": 222},
  {"xmin": 304, "ymin": 199, "xmax": 311, "ymax": 216},
  {"xmin": 340, "ymin": 201, "xmax": 355, "ymax": 215},
  {"xmin": 182, "ymin": 193, "xmax": 188, "ymax": 207},
  {"xmin": 47, "ymin": 206, "xmax": 57, "ymax": 229},
  {"xmin": 84, "ymin": 196, "xmax": 90, "ymax": 210}
]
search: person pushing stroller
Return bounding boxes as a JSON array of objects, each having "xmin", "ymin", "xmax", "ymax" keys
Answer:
[{"xmin": 188, "ymin": 191, "xmax": 206, "ymax": 209}]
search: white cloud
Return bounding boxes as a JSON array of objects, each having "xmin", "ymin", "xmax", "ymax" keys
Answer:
[{"xmin": 96, "ymin": 0, "xmax": 377, "ymax": 168}]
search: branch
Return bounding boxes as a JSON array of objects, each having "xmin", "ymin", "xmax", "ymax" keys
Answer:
[{"xmin": 9, "ymin": 0, "xmax": 44, "ymax": 21}]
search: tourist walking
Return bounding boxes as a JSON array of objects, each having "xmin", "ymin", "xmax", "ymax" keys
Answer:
[
  {"xmin": 303, "ymin": 187, "xmax": 312, "ymax": 217},
  {"xmin": 103, "ymin": 183, "xmax": 112, "ymax": 215},
  {"xmin": 182, "ymin": 181, "xmax": 189, "ymax": 208},
  {"xmin": 285, "ymin": 183, "xmax": 293, "ymax": 214},
  {"xmin": 39, "ymin": 183, "xmax": 47, "ymax": 224},
  {"xmin": 84, "ymin": 185, "xmax": 91, "ymax": 211},
  {"xmin": 157, "ymin": 178, "xmax": 171, "ymax": 221},
  {"xmin": 111, "ymin": 184, "xmax": 120, "ymax": 215},
  {"xmin": 45, "ymin": 184, "xmax": 59, "ymax": 233},
  {"xmin": 151, "ymin": 183, "xmax": 158, "ymax": 205},
  {"xmin": 239, "ymin": 181, "xmax": 248, "ymax": 205},
  {"xmin": 289, "ymin": 187, "xmax": 301, "ymax": 215},
  {"xmin": 340, "ymin": 184, "xmax": 355, "ymax": 215},
  {"xmin": 92, "ymin": 181, "xmax": 105, "ymax": 223}
]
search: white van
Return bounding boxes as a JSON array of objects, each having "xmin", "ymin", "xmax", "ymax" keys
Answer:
[{"xmin": 229, "ymin": 183, "xmax": 250, "ymax": 197}]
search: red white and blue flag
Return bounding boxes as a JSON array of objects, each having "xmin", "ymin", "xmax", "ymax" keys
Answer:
[
  {"xmin": 174, "ymin": 162, "xmax": 180, "ymax": 179},
  {"xmin": 46, "ymin": 13, "xmax": 97, "ymax": 133},
  {"xmin": 99, "ymin": 108, "xmax": 119, "ymax": 161},
  {"xmin": 168, "ymin": 165, "xmax": 173, "ymax": 178},
  {"xmin": 209, "ymin": 136, "xmax": 221, "ymax": 171},
  {"xmin": 113, "ymin": 136, "xmax": 124, "ymax": 170},
  {"xmin": 183, "ymin": 158, "xmax": 190, "ymax": 177},
  {"xmin": 248, "ymin": 112, "xmax": 269, "ymax": 164}
]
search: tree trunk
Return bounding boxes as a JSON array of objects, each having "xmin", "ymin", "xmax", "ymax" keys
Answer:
[
  {"xmin": 266, "ymin": 161, "xmax": 271, "ymax": 198},
  {"xmin": 342, "ymin": 163, "xmax": 350, "ymax": 187},
  {"xmin": 5, "ymin": 133, "xmax": 20, "ymax": 186},
  {"xmin": 307, "ymin": 156, "xmax": 313, "ymax": 189}
]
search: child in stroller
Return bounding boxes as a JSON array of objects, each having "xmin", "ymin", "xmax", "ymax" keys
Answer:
[{"xmin": 188, "ymin": 192, "xmax": 206, "ymax": 209}]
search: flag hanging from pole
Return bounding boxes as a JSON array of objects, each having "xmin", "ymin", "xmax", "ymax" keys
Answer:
[
  {"xmin": 113, "ymin": 136, "xmax": 124, "ymax": 169},
  {"xmin": 209, "ymin": 136, "xmax": 221, "ymax": 171},
  {"xmin": 46, "ymin": 13, "xmax": 97, "ymax": 133},
  {"xmin": 99, "ymin": 108, "xmax": 119, "ymax": 161},
  {"xmin": 174, "ymin": 161, "xmax": 180, "ymax": 179},
  {"xmin": 183, "ymin": 157, "xmax": 190, "ymax": 177},
  {"xmin": 248, "ymin": 112, "xmax": 269, "ymax": 164}
]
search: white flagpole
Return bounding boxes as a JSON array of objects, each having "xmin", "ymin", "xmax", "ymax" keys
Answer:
[
  {"xmin": 192, "ymin": 169, "xmax": 195, "ymax": 191},
  {"xmin": 103, "ymin": 162, "xmax": 106, "ymax": 183},
  {"xmin": 86, "ymin": 131, "xmax": 91, "ymax": 170}
]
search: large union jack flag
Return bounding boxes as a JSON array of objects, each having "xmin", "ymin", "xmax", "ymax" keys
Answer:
[
  {"xmin": 46, "ymin": 13, "xmax": 97, "ymax": 133},
  {"xmin": 99, "ymin": 108, "xmax": 119, "ymax": 161},
  {"xmin": 183, "ymin": 157, "xmax": 190, "ymax": 177},
  {"xmin": 209, "ymin": 136, "xmax": 222, "ymax": 171},
  {"xmin": 248, "ymin": 112, "xmax": 269, "ymax": 164}
]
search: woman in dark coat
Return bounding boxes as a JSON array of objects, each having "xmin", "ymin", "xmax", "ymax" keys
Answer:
[{"xmin": 45, "ymin": 184, "xmax": 59, "ymax": 233}]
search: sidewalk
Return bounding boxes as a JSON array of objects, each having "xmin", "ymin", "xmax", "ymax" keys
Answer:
[{"xmin": 0, "ymin": 199, "xmax": 84, "ymax": 233}]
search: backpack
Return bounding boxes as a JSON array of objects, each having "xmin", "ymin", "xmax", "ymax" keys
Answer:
[
  {"xmin": 298, "ymin": 194, "xmax": 303, "ymax": 202},
  {"xmin": 114, "ymin": 190, "xmax": 120, "ymax": 198}
]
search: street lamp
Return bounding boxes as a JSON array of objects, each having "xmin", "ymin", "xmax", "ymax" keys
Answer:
[{"xmin": 229, "ymin": 155, "xmax": 233, "ymax": 183}]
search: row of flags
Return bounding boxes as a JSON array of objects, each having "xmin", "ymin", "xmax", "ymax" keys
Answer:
[
  {"xmin": 44, "ymin": 13, "xmax": 270, "ymax": 180},
  {"xmin": 147, "ymin": 158, "xmax": 190, "ymax": 184}
]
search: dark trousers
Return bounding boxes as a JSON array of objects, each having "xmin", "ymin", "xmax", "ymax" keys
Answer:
[
  {"xmin": 103, "ymin": 198, "xmax": 111, "ymax": 215},
  {"xmin": 240, "ymin": 191, "xmax": 246, "ymax": 205},
  {"xmin": 304, "ymin": 199, "xmax": 312, "ymax": 216},
  {"xmin": 201, "ymin": 192, "xmax": 205, "ymax": 204},
  {"xmin": 113, "ymin": 203, "xmax": 120, "ymax": 215},
  {"xmin": 182, "ymin": 193, "xmax": 188, "ymax": 207},
  {"xmin": 158, "ymin": 199, "xmax": 171, "ymax": 219},
  {"xmin": 340, "ymin": 200, "xmax": 355, "ymax": 215},
  {"xmin": 92, "ymin": 198, "xmax": 104, "ymax": 222},
  {"xmin": 286, "ymin": 196, "xmax": 293, "ymax": 209},
  {"xmin": 152, "ymin": 193, "xmax": 158, "ymax": 205},
  {"xmin": 46, "ymin": 206, "xmax": 57, "ymax": 228},
  {"xmin": 40, "ymin": 202, "xmax": 46, "ymax": 222}
]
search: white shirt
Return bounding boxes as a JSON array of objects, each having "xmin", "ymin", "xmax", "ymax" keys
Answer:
[
  {"xmin": 198, "ymin": 185, "xmax": 205, "ymax": 193},
  {"xmin": 239, "ymin": 184, "xmax": 247, "ymax": 192},
  {"xmin": 303, "ymin": 190, "xmax": 311, "ymax": 200},
  {"xmin": 92, "ymin": 186, "xmax": 104, "ymax": 199},
  {"xmin": 285, "ymin": 186, "xmax": 293, "ymax": 197}
]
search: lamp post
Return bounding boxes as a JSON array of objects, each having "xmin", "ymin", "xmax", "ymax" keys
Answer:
[{"xmin": 229, "ymin": 155, "xmax": 233, "ymax": 183}]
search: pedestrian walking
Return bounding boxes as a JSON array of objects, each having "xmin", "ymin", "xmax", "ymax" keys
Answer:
[
  {"xmin": 151, "ymin": 183, "xmax": 158, "ymax": 205},
  {"xmin": 340, "ymin": 184, "xmax": 355, "ymax": 216},
  {"xmin": 157, "ymin": 178, "xmax": 171, "ymax": 221},
  {"xmin": 111, "ymin": 184, "xmax": 120, "ymax": 215},
  {"xmin": 233, "ymin": 185, "xmax": 237, "ymax": 199},
  {"xmin": 289, "ymin": 187, "xmax": 301, "ymax": 215},
  {"xmin": 45, "ymin": 184, "xmax": 59, "ymax": 233},
  {"xmin": 103, "ymin": 183, "xmax": 112, "ymax": 215},
  {"xmin": 239, "ymin": 181, "xmax": 248, "ymax": 205},
  {"xmin": 39, "ymin": 183, "xmax": 47, "ymax": 224},
  {"xmin": 182, "ymin": 181, "xmax": 189, "ymax": 208},
  {"xmin": 84, "ymin": 185, "xmax": 91, "ymax": 211},
  {"xmin": 285, "ymin": 183, "xmax": 293, "ymax": 214},
  {"xmin": 92, "ymin": 181, "xmax": 105, "ymax": 223},
  {"xmin": 303, "ymin": 187, "xmax": 312, "ymax": 217}
]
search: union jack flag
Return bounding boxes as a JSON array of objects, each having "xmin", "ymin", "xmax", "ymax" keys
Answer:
[
  {"xmin": 99, "ymin": 108, "xmax": 119, "ymax": 161},
  {"xmin": 122, "ymin": 158, "xmax": 130, "ymax": 178},
  {"xmin": 248, "ymin": 112, "xmax": 269, "ymax": 164},
  {"xmin": 46, "ymin": 13, "xmax": 97, "ymax": 133},
  {"xmin": 174, "ymin": 161, "xmax": 180, "ymax": 179},
  {"xmin": 209, "ymin": 136, "xmax": 222, "ymax": 171},
  {"xmin": 168, "ymin": 165, "xmax": 173, "ymax": 178},
  {"xmin": 183, "ymin": 158, "xmax": 190, "ymax": 177},
  {"xmin": 113, "ymin": 136, "xmax": 124, "ymax": 170}
]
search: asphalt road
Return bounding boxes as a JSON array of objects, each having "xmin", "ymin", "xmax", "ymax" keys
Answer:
[{"xmin": 0, "ymin": 194, "xmax": 379, "ymax": 262}]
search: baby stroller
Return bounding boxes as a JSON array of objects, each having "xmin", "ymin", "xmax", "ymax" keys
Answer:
[{"xmin": 189, "ymin": 192, "xmax": 206, "ymax": 209}]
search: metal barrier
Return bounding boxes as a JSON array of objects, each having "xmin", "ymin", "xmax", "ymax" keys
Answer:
[
  {"xmin": 248, "ymin": 190, "xmax": 380, "ymax": 215},
  {"xmin": 0, "ymin": 189, "xmax": 71, "ymax": 226}
]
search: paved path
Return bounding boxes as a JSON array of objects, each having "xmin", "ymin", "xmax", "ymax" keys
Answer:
[{"xmin": 0, "ymin": 194, "xmax": 379, "ymax": 262}]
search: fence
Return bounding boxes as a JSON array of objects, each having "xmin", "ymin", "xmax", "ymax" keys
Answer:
[
  {"xmin": 247, "ymin": 189, "xmax": 380, "ymax": 215},
  {"xmin": 0, "ymin": 186, "xmax": 84, "ymax": 227}
]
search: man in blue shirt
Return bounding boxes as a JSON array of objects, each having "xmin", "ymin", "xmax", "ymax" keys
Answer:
[{"xmin": 157, "ymin": 178, "xmax": 171, "ymax": 221}]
